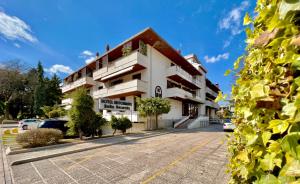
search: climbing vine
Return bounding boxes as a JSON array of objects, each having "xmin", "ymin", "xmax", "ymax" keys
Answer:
[{"xmin": 226, "ymin": 0, "xmax": 300, "ymax": 183}]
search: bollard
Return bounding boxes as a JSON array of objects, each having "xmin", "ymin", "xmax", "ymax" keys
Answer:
[
  {"xmin": 3, "ymin": 129, "xmax": 11, "ymax": 135},
  {"xmin": 12, "ymin": 128, "xmax": 18, "ymax": 134}
]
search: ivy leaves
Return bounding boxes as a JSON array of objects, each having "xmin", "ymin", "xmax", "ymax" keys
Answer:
[
  {"xmin": 228, "ymin": 0, "xmax": 300, "ymax": 183},
  {"xmin": 268, "ymin": 119, "xmax": 289, "ymax": 134}
]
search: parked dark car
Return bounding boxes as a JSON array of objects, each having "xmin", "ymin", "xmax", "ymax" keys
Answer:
[{"xmin": 38, "ymin": 119, "xmax": 69, "ymax": 134}]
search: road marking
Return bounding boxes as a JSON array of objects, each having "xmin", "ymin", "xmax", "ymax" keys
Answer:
[
  {"xmin": 141, "ymin": 136, "xmax": 218, "ymax": 184},
  {"xmin": 49, "ymin": 159, "xmax": 80, "ymax": 184},
  {"xmin": 63, "ymin": 156, "xmax": 110, "ymax": 183},
  {"xmin": 31, "ymin": 162, "xmax": 47, "ymax": 184}
]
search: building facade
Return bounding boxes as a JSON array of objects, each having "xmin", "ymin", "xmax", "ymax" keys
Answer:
[{"xmin": 61, "ymin": 28, "xmax": 220, "ymax": 130}]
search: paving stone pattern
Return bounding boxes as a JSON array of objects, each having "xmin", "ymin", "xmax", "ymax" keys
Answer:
[{"xmin": 11, "ymin": 125, "xmax": 230, "ymax": 184}]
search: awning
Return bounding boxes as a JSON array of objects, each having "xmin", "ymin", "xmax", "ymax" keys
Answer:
[{"xmin": 101, "ymin": 66, "xmax": 134, "ymax": 81}]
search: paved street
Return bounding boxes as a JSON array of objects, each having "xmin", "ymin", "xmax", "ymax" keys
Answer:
[{"xmin": 11, "ymin": 125, "xmax": 229, "ymax": 184}]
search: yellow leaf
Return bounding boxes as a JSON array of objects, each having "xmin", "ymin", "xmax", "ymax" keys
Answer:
[
  {"xmin": 236, "ymin": 151, "xmax": 250, "ymax": 163},
  {"xmin": 224, "ymin": 69, "xmax": 231, "ymax": 76},
  {"xmin": 268, "ymin": 119, "xmax": 289, "ymax": 134},
  {"xmin": 262, "ymin": 131, "xmax": 272, "ymax": 146},
  {"xmin": 243, "ymin": 13, "xmax": 252, "ymax": 25}
]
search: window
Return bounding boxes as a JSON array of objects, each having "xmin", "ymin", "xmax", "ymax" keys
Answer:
[
  {"xmin": 111, "ymin": 79, "xmax": 123, "ymax": 86},
  {"xmin": 132, "ymin": 73, "xmax": 141, "ymax": 80},
  {"xmin": 120, "ymin": 97, "xmax": 126, "ymax": 101},
  {"xmin": 171, "ymin": 63, "xmax": 175, "ymax": 66},
  {"xmin": 167, "ymin": 80, "xmax": 180, "ymax": 89},
  {"xmin": 98, "ymin": 86, "xmax": 103, "ymax": 90}
]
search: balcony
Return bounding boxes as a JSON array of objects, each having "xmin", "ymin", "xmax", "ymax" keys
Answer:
[
  {"xmin": 61, "ymin": 77, "xmax": 96, "ymax": 93},
  {"xmin": 165, "ymin": 87, "xmax": 203, "ymax": 103},
  {"xmin": 93, "ymin": 50, "xmax": 147, "ymax": 82},
  {"xmin": 93, "ymin": 79, "xmax": 147, "ymax": 99},
  {"xmin": 166, "ymin": 66, "xmax": 201, "ymax": 89},
  {"xmin": 206, "ymin": 100, "xmax": 220, "ymax": 109},
  {"xmin": 206, "ymin": 86, "xmax": 218, "ymax": 99}
]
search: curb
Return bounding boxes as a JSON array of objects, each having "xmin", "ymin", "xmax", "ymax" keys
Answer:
[
  {"xmin": 10, "ymin": 129, "xmax": 186, "ymax": 166},
  {"xmin": 8, "ymin": 132, "xmax": 156, "ymax": 155},
  {"xmin": 0, "ymin": 128, "xmax": 13, "ymax": 184}
]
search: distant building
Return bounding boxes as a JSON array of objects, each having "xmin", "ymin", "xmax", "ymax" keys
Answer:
[{"xmin": 61, "ymin": 28, "xmax": 221, "ymax": 130}]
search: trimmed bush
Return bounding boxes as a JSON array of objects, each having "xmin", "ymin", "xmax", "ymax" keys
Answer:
[
  {"xmin": 16, "ymin": 128, "xmax": 63, "ymax": 148},
  {"xmin": 111, "ymin": 116, "xmax": 132, "ymax": 135}
]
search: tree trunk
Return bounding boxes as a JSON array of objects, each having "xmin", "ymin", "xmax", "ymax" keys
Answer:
[
  {"xmin": 113, "ymin": 129, "xmax": 116, "ymax": 136},
  {"xmin": 79, "ymin": 129, "xmax": 83, "ymax": 140},
  {"xmin": 155, "ymin": 114, "xmax": 158, "ymax": 130}
]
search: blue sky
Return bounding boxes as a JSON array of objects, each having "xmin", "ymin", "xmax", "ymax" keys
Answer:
[{"xmin": 0, "ymin": 0, "xmax": 255, "ymax": 95}]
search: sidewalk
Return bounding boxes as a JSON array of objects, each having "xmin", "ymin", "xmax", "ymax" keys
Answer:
[
  {"xmin": 8, "ymin": 129, "xmax": 186, "ymax": 166},
  {"xmin": 0, "ymin": 126, "xmax": 13, "ymax": 184}
]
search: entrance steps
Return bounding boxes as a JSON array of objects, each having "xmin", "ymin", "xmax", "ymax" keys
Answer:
[
  {"xmin": 176, "ymin": 119, "xmax": 194, "ymax": 129},
  {"xmin": 174, "ymin": 116, "xmax": 210, "ymax": 129}
]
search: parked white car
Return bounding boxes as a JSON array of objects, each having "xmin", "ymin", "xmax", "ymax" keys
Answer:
[
  {"xmin": 223, "ymin": 119, "xmax": 236, "ymax": 131},
  {"xmin": 18, "ymin": 119, "xmax": 41, "ymax": 130}
]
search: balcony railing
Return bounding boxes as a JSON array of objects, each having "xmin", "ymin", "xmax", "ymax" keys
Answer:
[
  {"xmin": 61, "ymin": 77, "xmax": 96, "ymax": 93},
  {"xmin": 206, "ymin": 86, "xmax": 218, "ymax": 97},
  {"xmin": 166, "ymin": 66, "xmax": 201, "ymax": 89},
  {"xmin": 165, "ymin": 87, "xmax": 193, "ymax": 99},
  {"xmin": 206, "ymin": 100, "xmax": 220, "ymax": 109},
  {"xmin": 93, "ymin": 50, "xmax": 147, "ymax": 81},
  {"xmin": 93, "ymin": 79, "xmax": 147, "ymax": 98}
]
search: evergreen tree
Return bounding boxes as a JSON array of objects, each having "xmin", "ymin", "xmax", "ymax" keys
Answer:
[
  {"xmin": 67, "ymin": 88, "xmax": 97, "ymax": 139},
  {"xmin": 33, "ymin": 61, "xmax": 46, "ymax": 116},
  {"xmin": 45, "ymin": 74, "xmax": 62, "ymax": 106}
]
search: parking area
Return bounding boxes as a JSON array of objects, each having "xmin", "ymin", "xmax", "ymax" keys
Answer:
[{"xmin": 11, "ymin": 124, "xmax": 229, "ymax": 184}]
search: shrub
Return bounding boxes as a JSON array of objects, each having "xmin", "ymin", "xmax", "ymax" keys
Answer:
[
  {"xmin": 16, "ymin": 128, "xmax": 63, "ymax": 148},
  {"xmin": 84, "ymin": 113, "xmax": 107, "ymax": 138},
  {"xmin": 48, "ymin": 110, "xmax": 60, "ymax": 118},
  {"xmin": 110, "ymin": 116, "xmax": 132, "ymax": 135},
  {"xmin": 41, "ymin": 105, "xmax": 66, "ymax": 118}
]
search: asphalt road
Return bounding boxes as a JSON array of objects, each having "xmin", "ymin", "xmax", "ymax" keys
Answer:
[{"xmin": 11, "ymin": 124, "xmax": 229, "ymax": 184}]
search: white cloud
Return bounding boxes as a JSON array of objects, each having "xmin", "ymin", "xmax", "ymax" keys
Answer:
[
  {"xmin": 80, "ymin": 50, "xmax": 95, "ymax": 64},
  {"xmin": 14, "ymin": 43, "xmax": 20, "ymax": 48},
  {"xmin": 45, "ymin": 64, "xmax": 73, "ymax": 74},
  {"xmin": 219, "ymin": 1, "xmax": 249, "ymax": 36},
  {"xmin": 223, "ymin": 40, "xmax": 231, "ymax": 48},
  {"xmin": 85, "ymin": 57, "xmax": 95, "ymax": 64},
  {"xmin": 204, "ymin": 53, "xmax": 229, "ymax": 63},
  {"xmin": 81, "ymin": 50, "xmax": 93, "ymax": 57},
  {"xmin": 0, "ymin": 11, "xmax": 37, "ymax": 42}
]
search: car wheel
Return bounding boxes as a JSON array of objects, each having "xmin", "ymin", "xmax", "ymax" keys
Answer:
[{"xmin": 22, "ymin": 125, "xmax": 28, "ymax": 130}]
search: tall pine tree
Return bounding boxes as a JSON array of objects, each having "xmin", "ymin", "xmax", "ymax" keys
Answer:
[{"xmin": 33, "ymin": 61, "xmax": 46, "ymax": 116}]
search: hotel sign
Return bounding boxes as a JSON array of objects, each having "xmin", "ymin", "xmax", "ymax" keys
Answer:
[{"xmin": 99, "ymin": 98, "xmax": 132, "ymax": 111}]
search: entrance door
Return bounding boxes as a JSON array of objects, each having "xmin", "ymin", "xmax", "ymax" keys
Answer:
[{"xmin": 182, "ymin": 102, "xmax": 198, "ymax": 118}]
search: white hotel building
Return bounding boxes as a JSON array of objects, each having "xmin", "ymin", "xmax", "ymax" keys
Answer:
[{"xmin": 61, "ymin": 28, "xmax": 220, "ymax": 130}]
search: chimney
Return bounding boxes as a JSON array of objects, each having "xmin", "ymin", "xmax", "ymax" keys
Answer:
[
  {"xmin": 215, "ymin": 83, "xmax": 219, "ymax": 88},
  {"xmin": 96, "ymin": 52, "xmax": 99, "ymax": 58},
  {"xmin": 106, "ymin": 44, "xmax": 110, "ymax": 52},
  {"xmin": 177, "ymin": 49, "xmax": 181, "ymax": 54}
]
